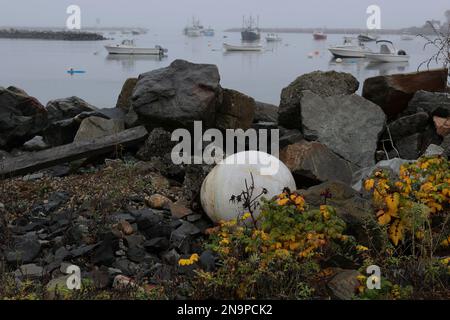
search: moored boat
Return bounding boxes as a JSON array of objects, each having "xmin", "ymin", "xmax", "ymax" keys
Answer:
[
  {"xmin": 241, "ymin": 16, "xmax": 261, "ymax": 41},
  {"xmin": 328, "ymin": 37, "xmax": 372, "ymax": 58},
  {"xmin": 313, "ymin": 31, "xmax": 327, "ymax": 40},
  {"xmin": 223, "ymin": 43, "xmax": 263, "ymax": 52},
  {"xmin": 265, "ymin": 33, "xmax": 282, "ymax": 42},
  {"xmin": 202, "ymin": 27, "xmax": 215, "ymax": 37},
  {"xmin": 364, "ymin": 40, "xmax": 409, "ymax": 63},
  {"xmin": 105, "ymin": 40, "xmax": 167, "ymax": 55},
  {"xmin": 185, "ymin": 17, "xmax": 204, "ymax": 37}
]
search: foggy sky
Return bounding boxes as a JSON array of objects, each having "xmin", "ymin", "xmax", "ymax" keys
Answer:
[{"xmin": 0, "ymin": 0, "xmax": 448, "ymax": 30}]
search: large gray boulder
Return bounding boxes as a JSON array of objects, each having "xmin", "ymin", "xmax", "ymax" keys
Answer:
[
  {"xmin": 46, "ymin": 96, "xmax": 97, "ymax": 123},
  {"xmin": 74, "ymin": 116, "xmax": 125, "ymax": 142},
  {"xmin": 131, "ymin": 60, "xmax": 221, "ymax": 130},
  {"xmin": 403, "ymin": 90, "xmax": 450, "ymax": 117},
  {"xmin": 43, "ymin": 111, "xmax": 111, "ymax": 147},
  {"xmin": 116, "ymin": 78, "xmax": 138, "ymax": 112},
  {"xmin": 215, "ymin": 89, "xmax": 255, "ymax": 130},
  {"xmin": 278, "ymin": 71, "xmax": 359, "ymax": 129},
  {"xmin": 280, "ymin": 141, "xmax": 354, "ymax": 186},
  {"xmin": 300, "ymin": 92, "xmax": 386, "ymax": 168},
  {"xmin": 254, "ymin": 101, "xmax": 278, "ymax": 123},
  {"xmin": 0, "ymin": 86, "xmax": 48, "ymax": 150},
  {"xmin": 383, "ymin": 112, "xmax": 429, "ymax": 141}
]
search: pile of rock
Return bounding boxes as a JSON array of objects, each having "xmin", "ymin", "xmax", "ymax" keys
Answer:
[
  {"xmin": 2, "ymin": 189, "xmax": 214, "ymax": 296},
  {"xmin": 1, "ymin": 60, "xmax": 449, "ymax": 299}
]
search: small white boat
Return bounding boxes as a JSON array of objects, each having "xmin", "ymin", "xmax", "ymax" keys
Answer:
[
  {"xmin": 365, "ymin": 40, "xmax": 409, "ymax": 63},
  {"xmin": 328, "ymin": 37, "xmax": 372, "ymax": 58},
  {"xmin": 105, "ymin": 40, "xmax": 167, "ymax": 55},
  {"xmin": 223, "ymin": 43, "xmax": 263, "ymax": 52},
  {"xmin": 313, "ymin": 31, "xmax": 327, "ymax": 40},
  {"xmin": 265, "ymin": 33, "xmax": 282, "ymax": 42},
  {"xmin": 400, "ymin": 33, "xmax": 415, "ymax": 41}
]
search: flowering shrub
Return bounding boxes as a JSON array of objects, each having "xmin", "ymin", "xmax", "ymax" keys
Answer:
[
  {"xmin": 190, "ymin": 190, "xmax": 356, "ymax": 299},
  {"xmin": 208, "ymin": 191, "xmax": 349, "ymax": 265},
  {"xmin": 364, "ymin": 156, "xmax": 450, "ymax": 248}
]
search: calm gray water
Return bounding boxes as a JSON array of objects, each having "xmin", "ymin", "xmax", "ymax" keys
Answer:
[{"xmin": 0, "ymin": 30, "xmax": 441, "ymax": 108}]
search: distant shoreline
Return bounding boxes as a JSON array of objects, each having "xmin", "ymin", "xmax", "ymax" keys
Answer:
[
  {"xmin": 224, "ymin": 27, "xmax": 438, "ymax": 35},
  {"xmin": 0, "ymin": 28, "xmax": 106, "ymax": 41}
]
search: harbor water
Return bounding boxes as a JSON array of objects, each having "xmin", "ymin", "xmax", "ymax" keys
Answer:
[{"xmin": 0, "ymin": 29, "xmax": 441, "ymax": 108}]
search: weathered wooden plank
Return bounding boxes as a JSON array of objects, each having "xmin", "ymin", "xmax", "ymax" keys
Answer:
[
  {"xmin": 0, "ymin": 126, "xmax": 148, "ymax": 179},
  {"xmin": 362, "ymin": 68, "xmax": 448, "ymax": 118}
]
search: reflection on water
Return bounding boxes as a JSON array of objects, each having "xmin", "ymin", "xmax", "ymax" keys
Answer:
[
  {"xmin": 329, "ymin": 58, "xmax": 410, "ymax": 77},
  {"xmin": 106, "ymin": 54, "xmax": 167, "ymax": 72},
  {"xmin": 0, "ymin": 32, "xmax": 441, "ymax": 107},
  {"xmin": 365, "ymin": 61, "xmax": 409, "ymax": 75}
]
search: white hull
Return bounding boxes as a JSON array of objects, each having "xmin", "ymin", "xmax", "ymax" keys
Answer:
[
  {"xmin": 186, "ymin": 30, "xmax": 202, "ymax": 37},
  {"xmin": 223, "ymin": 43, "xmax": 263, "ymax": 52},
  {"xmin": 105, "ymin": 45, "xmax": 164, "ymax": 55},
  {"xmin": 365, "ymin": 53, "xmax": 410, "ymax": 63},
  {"xmin": 329, "ymin": 47, "xmax": 370, "ymax": 58},
  {"xmin": 401, "ymin": 35, "xmax": 414, "ymax": 41}
]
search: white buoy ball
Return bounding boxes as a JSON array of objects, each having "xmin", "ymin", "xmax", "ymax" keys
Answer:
[
  {"xmin": 200, "ymin": 151, "xmax": 296, "ymax": 223},
  {"xmin": 335, "ymin": 58, "xmax": 343, "ymax": 63}
]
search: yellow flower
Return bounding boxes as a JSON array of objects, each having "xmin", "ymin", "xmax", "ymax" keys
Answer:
[
  {"xmin": 415, "ymin": 230, "xmax": 424, "ymax": 240},
  {"xmin": 241, "ymin": 212, "xmax": 252, "ymax": 220},
  {"xmin": 356, "ymin": 245, "xmax": 369, "ymax": 252},
  {"xmin": 442, "ymin": 188, "xmax": 450, "ymax": 197},
  {"xmin": 178, "ymin": 258, "xmax": 193, "ymax": 266},
  {"xmin": 395, "ymin": 181, "xmax": 403, "ymax": 189},
  {"xmin": 377, "ymin": 210, "xmax": 391, "ymax": 225},
  {"xmin": 356, "ymin": 275, "xmax": 367, "ymax": 282},
  {"xmin": 190, "ymin": 253, "xmax": 199, "ymax": 263},
  {"xmin": 220, "ymin": 238, "xmax": 230, "ymax": 246},
  {"xmin": 179, "ymin": 253, "xmax": 200, "ymax": 266},
  {"xmin": 320, "ymin": 205, "xmax": 331, "ymax": 220},
  {"xmin": 294, "ymin": 195, "xmax": 305, "ymax": 206},
  {"xmin": 364, "ymin": 179, "xmax": 375, "ymax": 191},
  {"xmin": 277, "ymin": 198, "xmax": 289, "ymax": 206},
  {"xmin": 441, "ymin": 236, "xmax": 450, "ymax": 247}
]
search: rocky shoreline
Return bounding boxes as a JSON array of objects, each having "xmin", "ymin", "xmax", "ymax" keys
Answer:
[
  {"xmin": 0, "ymin": 28, "xmax": 106, "ymax": 41},
  {"xmin": 0, "ymin": 60, "xmax": 449, "ymax": 299}
]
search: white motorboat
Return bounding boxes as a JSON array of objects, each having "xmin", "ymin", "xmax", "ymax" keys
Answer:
[
  {"xmin": 328, "ymin": 37, "xmax": 372, "ymax": 58},
  {"xmin": 223, "ymin": 43, "xmax": 263, "ymax": 52},
  {"xmin": 265, "ymin": 33, "xmax": 282, "ymax": 42},
  {"xmin": 105, "ymin": 40, "xmax": 167, "ymax": 55},
  {"xmin": 364, "ymin": 40, "xmax": 410, "ymax": 63}
]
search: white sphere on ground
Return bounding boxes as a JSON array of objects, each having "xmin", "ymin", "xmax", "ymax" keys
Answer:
[{"xmin": 200, "ymin": 151, "xmax": 296, "ymax": 223}]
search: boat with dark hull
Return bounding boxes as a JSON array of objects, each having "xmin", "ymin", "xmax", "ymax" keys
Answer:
[{"xmin": 241, "ymin": 16, "xmax": 260, "ymax": 41}]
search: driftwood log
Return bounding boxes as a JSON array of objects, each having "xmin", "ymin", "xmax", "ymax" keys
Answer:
[{"xmin": 0, "ymin": 126, "xmax": 148, "ymax": 179}]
